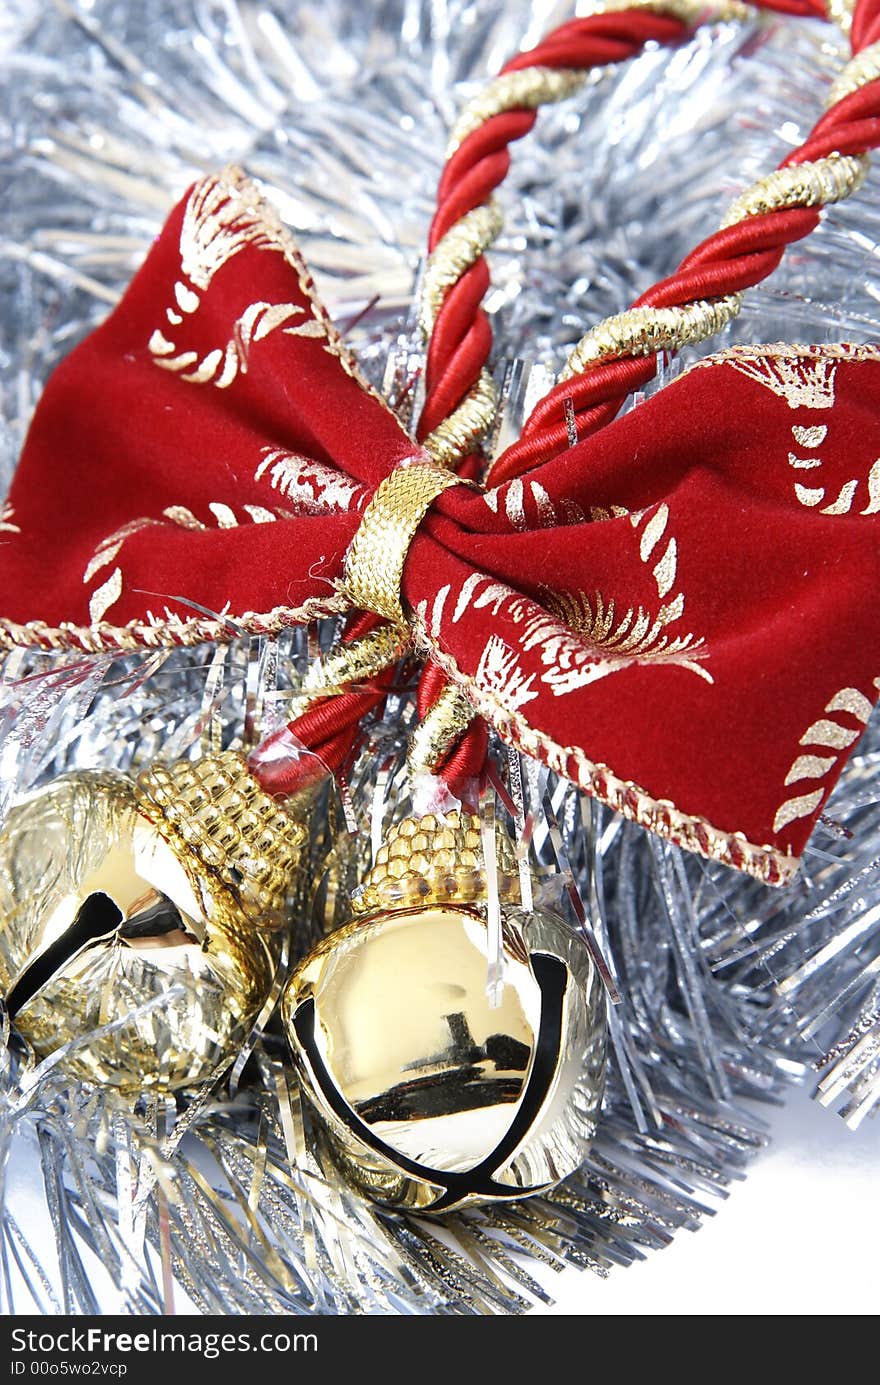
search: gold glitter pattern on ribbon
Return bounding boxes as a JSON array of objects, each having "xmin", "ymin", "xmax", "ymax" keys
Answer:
[
  {"xmin": 720, "ymin": 153, "xmax": 868, "ymax": 226},
  {"xmin": 560, "ymin": 297, "xmax": 742, "ymax": 379},
  {"xmin": 773, "ymin": 684, "xmax": 874, "ymax": 833},
  {"xmin": 826, "ymin": 686, "xmax": 873, "ymax": 722},
  {"xmin": 427, "ymin": 0, "xmax": 758, "ymax": 462},
  {"xmin": 410, "ymin": 615, "xmax": 798, "ymax": 885}
]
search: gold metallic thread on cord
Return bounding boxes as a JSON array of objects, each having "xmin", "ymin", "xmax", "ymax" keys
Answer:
[
  {"xmin": 720, "ymin": 153, "xmax": 868, "ymax": 226},
  {"xmin": 560, "ymin": 296, "xmax": 742, "ymax": 379},
  {"xmin": 285, "ymin": 624, "xmax": 410, "ymax": 724},
  {"xmin": 341, "ymin": 462, "xmax": 470, "ymax": 625},
  {"xmin": 421, "ymin": 368, "xmax": 499, "ymax": 465},
  {"xmin": 825, "ymin": 0, "xmax": 856, "ymax": 35},
  {"xmin": 560, "ymin": 152, "xmax": 868, "ymax": 382},
  {"xmin": 407, "ymin": 681, "xmax": 477, "ymax": 776},
  {"xmin": 429, "ymin": 0, "xmax": 757, "ymax": 454},
  {"xmin": 419, "ymin": 202, "xmax": 504, "ymax": 333},
  {"xmin": 445, "ymin": 68, "xmax": 588, "ymax": 157},
  {"xmin": 828, "ymin": 41, "xmax": 880, "ymax": 105}
]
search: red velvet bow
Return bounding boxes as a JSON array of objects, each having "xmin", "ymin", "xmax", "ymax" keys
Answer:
[{"xmin": 2, "ymin": 169, "xmax": 879, "ymax": 883}]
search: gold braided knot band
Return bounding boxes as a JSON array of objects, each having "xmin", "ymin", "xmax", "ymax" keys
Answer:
[{"xmin": 341, "ymin": 457, "xmax": 476, "ymax": 626}]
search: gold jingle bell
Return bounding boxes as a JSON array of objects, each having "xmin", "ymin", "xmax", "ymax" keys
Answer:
[
  {"xmin": 282, "ymin": 811, "xmax": 607, "ymax": 1213},
  {"xmin": 0, "ymin": 752, "xmax": 305, "ymax": 1091}
]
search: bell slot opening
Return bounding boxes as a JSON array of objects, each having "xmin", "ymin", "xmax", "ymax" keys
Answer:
[{"xmin": 6, "ymin": 891, "xmax": 124, "ymax": 1018}]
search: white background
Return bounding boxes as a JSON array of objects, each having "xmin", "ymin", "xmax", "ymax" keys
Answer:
[{"xmin": 539, "ymin": 1089, "xmax": 879, "ymax": 1315}]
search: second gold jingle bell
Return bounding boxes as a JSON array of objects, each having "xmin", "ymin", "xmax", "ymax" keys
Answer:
[{"xmin": 283, "ymin": 811, "xmax": 608, "ymax": 1213}]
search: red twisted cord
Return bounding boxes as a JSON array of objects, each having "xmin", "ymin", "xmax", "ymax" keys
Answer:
[
  {"xmin": 420, "ymin": 0, "xmax": 830, "ymax": 467},
  {"xmin": 251, "ymin": 611, "xmax": 401, "ymax": 799},
  {"xmin": 420, "ymin": 10, "xmax": 690, "ymax": 451},
  {"xmin": 492, "ymin": 8, "xmax": 880, "ymax": 479},
  {"xmin": 257, "ymin": 0, "xmax": 878, "ymax": 803}
]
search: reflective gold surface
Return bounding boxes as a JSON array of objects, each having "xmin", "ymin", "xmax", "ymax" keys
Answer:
[
  {"xmin": 283, "ymin": 903, "xmax": 606, "ymax": 1212},
  {"xmin": 0, "ymin": 757, "xmax": 303, "ymax": 1091}
]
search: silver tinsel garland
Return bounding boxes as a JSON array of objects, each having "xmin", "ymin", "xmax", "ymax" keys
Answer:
[{"xmin": 0, "ymin": 0, "xmax": 878, "ymax": 1315}]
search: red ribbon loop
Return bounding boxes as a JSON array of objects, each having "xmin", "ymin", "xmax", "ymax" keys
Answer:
[{"xmin": 2, "ymin": 170, "xmax": 879, "ymax": 882}]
